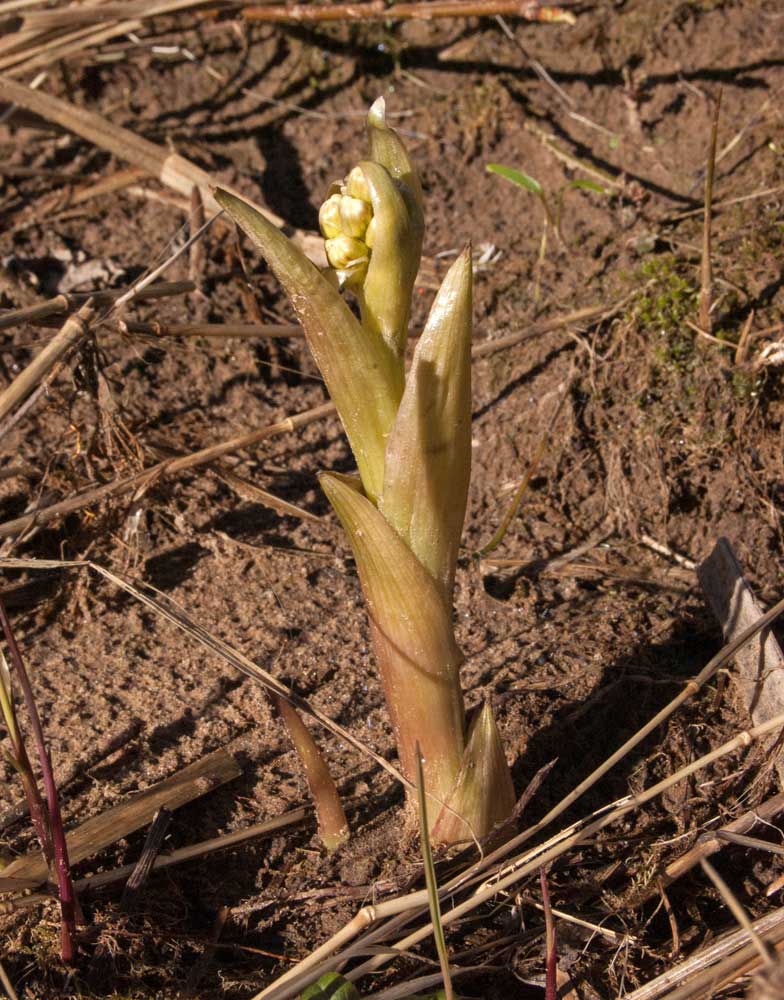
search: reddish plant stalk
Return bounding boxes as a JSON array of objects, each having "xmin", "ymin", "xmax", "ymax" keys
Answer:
[{"xmin": 0, "ymin": 599, "xmax": 76, "ymax": 963}]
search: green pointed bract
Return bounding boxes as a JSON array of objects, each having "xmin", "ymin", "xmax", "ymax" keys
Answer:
[
  {"xmin": 319, "ymin": 472, "xmax": 465, "ymax": 809},
  {"xmin": 214, "ymin": 188, "xmax": 403, "ymax": 504},
  {"xmin": 431, "ymin": 702, "xmax": 516, "ymax": 845},
  {"xmin": 380, "ymin": 248, "xmax": 473, "ymax": 602},
  {"xmin": 367, "ymin": 97, "xmax": 424, "ymax": 212},
  {"xmin": 356, "ymin": 160, "xmax": 422, "ymax": 357}
]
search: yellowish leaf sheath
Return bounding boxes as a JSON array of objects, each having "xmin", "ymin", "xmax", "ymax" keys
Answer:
[
  {"xmin": 381, "ymin": 247, "xmax": 473, "ymax": 602},
  {"xmin": 319, "ymin": 472, "xmax": 465, "ymax": 816}
]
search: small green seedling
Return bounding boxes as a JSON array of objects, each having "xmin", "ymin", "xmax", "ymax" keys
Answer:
[{"xmin": 486, "ymin": 163, "xmax": 606, "ymax": 303}]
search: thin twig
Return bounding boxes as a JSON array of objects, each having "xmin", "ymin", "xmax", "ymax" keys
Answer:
[
  {"xmin": 698, "ymin": 90, "xmax": 722, "ymax": 335},
  {"xmin": 0, "ymin": 300, "xmax": 95, "ymax": 424},
  {"xmin": 0, "ymin": 280, "xmax": 194, "ymax": 332}
]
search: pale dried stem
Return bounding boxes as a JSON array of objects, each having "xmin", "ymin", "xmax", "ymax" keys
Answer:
[
  {"xmin": 0, "ymin": 280, "xmax": 194, "ymax": 332},
  {"xmin": 0, "ymin": 301, "xmax": 94, "ymax": 424},
  {"xmin": 238, "ymin": 1, "xmax": 575, "ymax": 24}
]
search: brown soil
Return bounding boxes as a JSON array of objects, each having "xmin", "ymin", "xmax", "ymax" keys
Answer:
[{"xmin": 1, "ymin": 2, "xmax": 783, "ymax": 998}]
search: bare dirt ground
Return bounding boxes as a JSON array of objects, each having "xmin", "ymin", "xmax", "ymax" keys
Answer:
[{"xmin": 1, "ymin": 1, "xmax": 783, "ymax": 998}]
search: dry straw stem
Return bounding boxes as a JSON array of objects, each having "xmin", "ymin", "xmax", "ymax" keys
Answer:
[
  {"xmin": 0, "ymin": 299, "xmax": 621, "ymax": 541},
  {"xmin": 0, "ymin": 280, "xmax": 194, "ymax": 332},
  {"xmin": 254, "ymin": 596, "xmax": 784, "ymax": 998},
  {"xmin": 0, "ymin": 76, "xmax": 324, "ymax": 261},
  {"xmin": 236, "ymin": 1, "xmax": 577, "ymax": 24},
  {"xmin": 623, "ymin": 907, "xmax": 784, "ymax": 1000},
  {"xmin": 0, "ymin": 300, "xmax": 94, "ymax": 423},
  {"xmin": 1, "ymin": 748, "xmax": 240, "ymax": 889},
  {"xmin": 0, "ymin": 299, "xmax": 95, "ymax": 420},
  {"xmin": 120, "ymin": 320, "xmax": 301, "ymax": 339}
]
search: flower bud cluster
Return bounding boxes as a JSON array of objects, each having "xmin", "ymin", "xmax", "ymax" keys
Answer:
[{"xmin": 319, "ymin": 166, "xmax": 376, "ymax": 287}]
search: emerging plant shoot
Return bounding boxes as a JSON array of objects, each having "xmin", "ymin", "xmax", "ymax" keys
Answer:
[{"xmin": 216, "ymin": 99, "xmax": 515, "ymax": 843}]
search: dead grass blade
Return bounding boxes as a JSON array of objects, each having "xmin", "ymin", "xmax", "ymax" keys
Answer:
[
  {"xmin": 0, "ymin": 75, "xmax": 324, "ymax": 261},
  {"xmin": 0, "ymin": 748, "xmax": 240, "ymax": 889}
]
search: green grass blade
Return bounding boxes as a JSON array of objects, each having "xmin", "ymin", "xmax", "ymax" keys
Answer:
[
  {"xmin": 486, "ymin": 163, "xmax": 543, "ymax": 197},
  {"xmin": 415, "ymin": 743, "xmax": 454, "ymax": 1000}
]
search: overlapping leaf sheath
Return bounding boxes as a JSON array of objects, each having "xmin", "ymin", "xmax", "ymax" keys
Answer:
[
  {"xmin": 381, "ymin": 248, "xmax": 473, "ymax": 603},
  {"xmin": 320, "ymin": 472, "xmax": 465, "ymax": 810}
]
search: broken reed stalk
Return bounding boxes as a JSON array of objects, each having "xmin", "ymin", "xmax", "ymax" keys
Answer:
[
  {"xmin": 0, "ymin": 301, "xmax": 94, "ymax": 424},
  {"xmin": 0, "ymin": 598, "xmax": 75, "ymax": 963},
  {"xmin": 698, "ymin": 89, "xmax": 722, "ymax": 336},
  {"xmin": 0, "ymin": 280, "xmax": 194, "ymax": 332},
  {"xmin": 236, "ymin": 1, "xmax": 578, "ymax": 25}
]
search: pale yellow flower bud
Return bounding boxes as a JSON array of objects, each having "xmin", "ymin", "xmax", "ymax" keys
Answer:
[
  {"xmin": 319, "ymin": 194, "xmax": 343, "ymax": 239},
  {"xmin": 345, "ymin": 165, "xmax": 372, "ymax": 203},
  {"xmin": 339, "ymin": 195, "xmax": 372, "ymax": 239},
  {"xmin": 324, "ymin": 236, "xmax": 369, "ymax": 286}
]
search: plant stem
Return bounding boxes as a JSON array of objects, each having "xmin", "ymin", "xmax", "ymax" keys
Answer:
[
  {"xmin": 699, "ymin": 89, "xmax": 722, "ymax": 335},
  {"xmin": 0, "ymin": 599, "xmax": 76, "ymax": 963}
]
